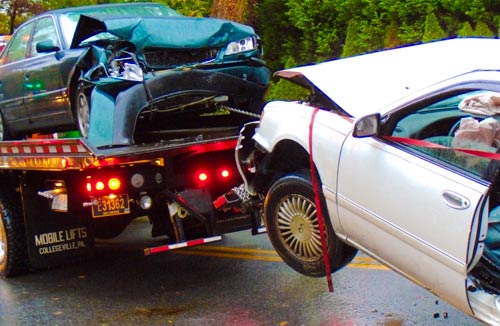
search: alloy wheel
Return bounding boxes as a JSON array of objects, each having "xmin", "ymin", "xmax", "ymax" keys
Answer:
[
  {"xmin": 276, "ymin": 194, "xmax": 323, "ymax": 261},
  {"xmin": 77, "ymin": 92, "xmax": 90, "ymax": 138}
]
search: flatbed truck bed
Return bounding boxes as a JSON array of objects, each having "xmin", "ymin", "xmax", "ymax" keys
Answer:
[{"xmin": 0, "ymin": 134, "xmax": 261, "ymax": 276}]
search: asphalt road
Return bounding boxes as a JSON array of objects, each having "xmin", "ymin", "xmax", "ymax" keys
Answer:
[{"xmin": 0, "ymin": 218, "xmax": 486, "ymax": 326}]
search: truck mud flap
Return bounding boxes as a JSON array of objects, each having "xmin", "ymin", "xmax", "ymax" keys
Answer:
[{"xmin": 20, "ymin": 172, "xmax": 94, "ymax": 269}]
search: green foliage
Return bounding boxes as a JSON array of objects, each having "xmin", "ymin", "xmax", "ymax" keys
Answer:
[
  {"xmin": 473, "ymin": 21, "xmax": 494, "ymax": 37},
  {"xmin": 457, "ymin": 21, "xmax": 474, "ymax": 37},
  {"xmin": 341, "ymin": 20, "xmax": 364, "ymax": 58},
  {"xmin": 384, "ymin": 21, "xmax": 402, "ymax": 48},
  {"xmin": 157, "ymin": 0, "xmax": 211, "ymax": 17},
  {"xmin": 43, "ymin": 0, "xmax": 97, "ymax": 11},
  {"xmin": 4, "ymin": 0, "xmax": 500, "ymax": 75},
  {"xmin": 255, "ymin": 0, "xmax": 302, "ymax": 71},
  {"xmin": 2, "ymin": 0, "xmax": 212, "ymax": 33},
  {"xmin": 0, "ymin": 13, "xmax": 10, "ymax": 34},
  {"xmin": 254, "ymin": 0, "xmax": 500, "ymax": 75},
  {"xmin": 265, "ymin": 57, "xmax": 309, "ymax": 101},
  {"xmin": 422, "ymin": 9, "xmax": 447, "ymax": 42},
  {"xmin": 266, "ymin": 79, "xmax": 310, "ymax": 102}
]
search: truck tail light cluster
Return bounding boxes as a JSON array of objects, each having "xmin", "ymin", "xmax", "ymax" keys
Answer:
[
  {"xmin": 196, "ymin": 168, "xmax": 232, "ymax": 183},
  {"xmin": 86, "ymin": 177, "xmax": 122, "ymax": 193}
]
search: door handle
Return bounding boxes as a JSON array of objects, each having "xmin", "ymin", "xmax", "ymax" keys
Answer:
[{"xmin": 442, "ymin": 190, "xmax": 470, "ymax": 210}]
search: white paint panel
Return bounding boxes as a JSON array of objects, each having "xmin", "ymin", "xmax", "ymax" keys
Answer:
[{"xmin": 279, "ymin": 38, "xmax": 500, "ymax": 117}]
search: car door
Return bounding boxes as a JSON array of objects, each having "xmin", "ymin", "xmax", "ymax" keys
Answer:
[
  {"xmin": 336, "ymin": 87, "xmax": 496, "ymax": 314},
  {"xmin": 23, "ymin": 15, "xmax": 73, "ymax": 129},
  {"xmin": 0, "ymin": 21, "xmax": 34, "ymax": 134}
]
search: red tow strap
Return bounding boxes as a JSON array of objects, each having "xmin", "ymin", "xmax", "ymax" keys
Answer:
[
  {"xmin": 385, "ymin": 136, "xmax": 500, "ymax": 160},
  {"xmin": 308, "ymin": 107, "xmax": 334, "ymax": 292}
]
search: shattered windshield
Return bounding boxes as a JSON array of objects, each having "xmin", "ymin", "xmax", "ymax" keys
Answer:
[{"xmin": 58, "ymin": 4, "xmax": 181, "ymax": 47}]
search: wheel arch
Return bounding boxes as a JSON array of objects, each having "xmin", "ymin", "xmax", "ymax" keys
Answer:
[
  {"xmin": 255, "ymin": 138, "xmax": 323, "ymax": 193},
  {"xmin": 68, "ymin": 69, "xmax": 85, "ymax": 112}
]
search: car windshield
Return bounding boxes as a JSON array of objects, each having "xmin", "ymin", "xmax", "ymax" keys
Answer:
[{"xmin": 58, "ymin": 4, "xmax": 181, "ymax": 47}]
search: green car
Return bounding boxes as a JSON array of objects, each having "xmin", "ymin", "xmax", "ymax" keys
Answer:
[{"xmin": 0, "ymin": 2, "xmax": 270, "ymax": 146}]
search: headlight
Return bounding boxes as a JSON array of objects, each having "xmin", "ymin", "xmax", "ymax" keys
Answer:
[
  {"xmin": 224, "ymin": 37, "xmax": 256, "ymax": 56},
  {"xmin": 108, "ymin": 50, "xmax": 144, "ymax": 82},
  {"xmin": 122, "ymin": 63, "xmax": 143, "ymax": 82}
]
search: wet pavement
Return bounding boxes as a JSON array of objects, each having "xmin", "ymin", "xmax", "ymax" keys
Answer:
[{"xmin": 0, "ymin": 218, "xmax": 485, "ymax": 326}]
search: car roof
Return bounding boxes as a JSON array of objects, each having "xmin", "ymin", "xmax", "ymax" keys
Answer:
[{"xmin": 276, "ymin": 38, "xmax": 500, "ymax": 118}]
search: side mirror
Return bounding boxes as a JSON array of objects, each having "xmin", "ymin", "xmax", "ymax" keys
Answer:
[
  {"xmin": 352, "ymin": 113, "xmax": 380, "ymax": 138},
  {"xmin": 36, "ymin": 40, "xmax": 61, "ymax": 53}
]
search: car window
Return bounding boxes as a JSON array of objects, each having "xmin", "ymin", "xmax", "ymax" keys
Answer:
[
  {"xmin": 2, "ymin": 22, "xmax": 34, "ymax": 64},
  {"xmin": 29, "ymin": 17, "xmax": 59, "ymax": 57},
  {"xmin": 390, "ymin": 89, "xmax": 500, "ymax": 180}
]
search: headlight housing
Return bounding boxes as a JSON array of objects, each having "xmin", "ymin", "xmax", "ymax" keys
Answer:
[
  {"xmin": 108, "ymin": 50, "xmax": 144, "ymax": 82},
  {"xmin": 224, "ymin": 37, "xmax": 257, "ymax": 56}
]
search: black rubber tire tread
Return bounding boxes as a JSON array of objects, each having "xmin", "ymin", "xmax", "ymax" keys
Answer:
[
  {"xmin": 264, "ymin": 171, "xmax": 357, "ymax": 277},
  {"xmin": 0, "ymin": 187, "xmax": 29, "ymax": 277}
]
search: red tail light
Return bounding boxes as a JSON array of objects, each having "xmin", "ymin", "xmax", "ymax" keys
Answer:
[
  {"xmin": 86, "ymin": 177, "xmax": 122, "ymax": 193},
  {"xmin": 198, "ymin": 172, "xmax": 208, "ymax": 182},
  {"xmin": 108, "ymin": 178, "xmax": 121, "ymax": 190},
  {"xmin": 220, "ymin": 169, "xmax": 230, "ymax": 178},
  {"xmin": 95, "ymin": 181, "xmax": 105, "ymax": 191}
]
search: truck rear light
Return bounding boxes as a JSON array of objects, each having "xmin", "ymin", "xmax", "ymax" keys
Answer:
[
  {"xmin": 198, "ymin": 172, "xmax": 208, "ymax": 182},
  {"xmin": 196, "ymin": 167, "xmax": 235, "ymax": 184},
  {"xmin": 95, "ymin": 181, "xmax": 105, "ymax": 191},
  {"xmin": 86, "ymin": 177, "xmax": 123, "ymax": 193},
  {"xmin": 108, "ymin": 178, "xmax": 121, "ymax": 190},
  {"xmin": 220, "ymin": 169, "xmax": 230, "ymax": 178}
]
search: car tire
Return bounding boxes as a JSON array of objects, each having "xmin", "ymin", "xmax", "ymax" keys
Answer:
[
  {"xmin": 0, "ymin": 111, "xmax": 11, "ymax": 141},
  {"xmin": 264, "ymin": 171, "xmax": 357, "ymax": 277},
  {"xmin": 0, "ymin": 187, "xmax": 29, "ymax": 277},
  {"xmin": 74, "ymin": 82, "xmax": 91, "ymax": 138}
]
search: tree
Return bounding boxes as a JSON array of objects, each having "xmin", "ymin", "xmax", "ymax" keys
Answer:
[
  {"xmin": 473, "ymin": 21, "xmax": 494, "ymax": 37},
  {"xmin": 384, "ymin": 21, "xmax": 402, "ymax": 48},
  {"xmin": 1, "ymin": 0, "xmax": 43, "ymax": 33},
  {"xmin": 255, "ymin": 0, "xmax": 302, "ymax": 71},
  {"xmin": 457, "ymin": 21, "xmax": 474, "ymax": 37},
  {"xmin": 163, "ymin": 0, "xmax": 211, "ymax": 17},
  {"xmin": 210, "ymin": 0, "xmax": 251, "ymax": 22},
  {"xmin": 266, "ymin": 56, "xmax": 309, "ymax": 101},
  {"xmin": 422, "ymin": 8, "xmax": 447, "ymax": 42},
  {"xmin": 341, "ymin": 19, "xmax": 364, "ymax": 58},
  {"xmin": 43, "ymin": 0, "xmax": 96, "ymax": 11}
]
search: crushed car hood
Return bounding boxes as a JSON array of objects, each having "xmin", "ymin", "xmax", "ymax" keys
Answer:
[
  {"xmin": 71, "ymin": 15, "xmax": 256, "ymax": 50},
  {"xmin": 276, "ymin": 38, "xmax": 500, "ymax": 118}
]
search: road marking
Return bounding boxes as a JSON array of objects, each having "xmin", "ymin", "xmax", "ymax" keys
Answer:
[{"xmin": 174, "ymin": 246, "xmax": 389, "ymax": 270}]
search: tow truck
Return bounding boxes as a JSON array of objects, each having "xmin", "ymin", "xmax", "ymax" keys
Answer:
[{"xmin": 0, "ymin": 130, "xmax": 263, "ymax": 276}]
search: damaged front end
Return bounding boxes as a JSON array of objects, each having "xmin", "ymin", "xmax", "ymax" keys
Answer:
[
  {"xmin": 467, "ymin": 188, "xmax": 500, "ymax": 325},
  {"xmin": 72, "ymin": 14, "xmax": 271, "ymax": 147}
]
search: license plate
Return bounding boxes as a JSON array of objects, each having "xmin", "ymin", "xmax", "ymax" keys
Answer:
[{"xmin": 92, "ymin": 194, "xmax": 130, "ymax": 218}]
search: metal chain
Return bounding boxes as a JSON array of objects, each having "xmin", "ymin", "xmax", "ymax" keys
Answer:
[
  {"xmin": 221, "ymin": 105, "xmax": 261, "ymax": 118},
  {"xmin": 232, "ymin": 183, "xmax": 251, "ymax": 202}
]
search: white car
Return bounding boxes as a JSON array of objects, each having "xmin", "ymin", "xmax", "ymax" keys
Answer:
[{"xmin": 236, "ymin": 38, "xmax": 500, "ymax": 325}]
